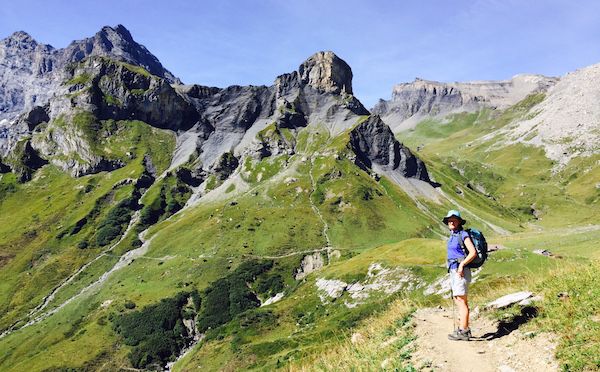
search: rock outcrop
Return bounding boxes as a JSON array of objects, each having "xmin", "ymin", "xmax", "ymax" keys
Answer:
[
  {"xmin": 23, "ymin": 56, "xmax": 199, "ymax": 177},
  {"xmin": 298, "ymin": 51, "xmax": 353, "ymax": 95},
  {"xmin": 349, "ymin": 115, "xmax": 432, "ymax": 183},
  {"xmin": 61, "ymin": 56, "xmax": 198, "ymax": 130},
  {"xmin": 3, "ymin": 139, "xmax": 48, "ymax": 181}
]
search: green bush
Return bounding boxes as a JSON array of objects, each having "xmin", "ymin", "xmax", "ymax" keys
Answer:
[
  {"xmin": 139, "ymin": 191, "xmax": 165, "ymax": 226},
  {"xmin": 256, "ymin": 274, "xmax": 284, "ymax": 296},
  {"xmin": 197, "ymin": 260, "xmax": 273, "ymax": 332},
  {"xmin": 96, "ymin": 225, "xmax": 122, "ymax": 246},
  {"xmin": 95, "ymin": 197, "xmax": 136, "ymax": 246},
  {"xmin": 112, "ymin": 291, "xmax": 198, "ymax": 369},
  {"xmin": 139, "ymin": 178, "xmax": 191, "ymax": 228},
  {"xmin": 124, "ymin": 300, "xmax": 136, "ymax": 310}
]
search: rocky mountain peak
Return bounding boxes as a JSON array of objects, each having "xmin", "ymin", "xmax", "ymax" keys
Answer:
[
  {"xmin": 299, "ymin": 51, "xmax": 353, "ymax": 94},
  {"xmin": 99, "ymin": 24, "xmax": 135, "ymax": 42},
  {"xmin": 0, "ymin": 24, "xmax": 182, "ymax": 122},
  {"xmin": 2, "ymin": 31, "xmax": 38, "ymax": 48},
  {"xmin": 63, "ymin": 24, "xmax": 180, "ymax": 84}
]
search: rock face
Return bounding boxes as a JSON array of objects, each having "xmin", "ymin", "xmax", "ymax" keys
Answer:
[
  {"xmin": 298, "ymin": 51, "xmax": 353, "ymax": 94},
  {"xmin": 3, "ymin": 139, "xmax": 48, "ymax": 181},
  {"xmin": 61, "ymin": 57, "xmax": 198, "ymax": 130},
  {"xmin": 22, "ymin": 56, "xmax": 198, "ymax": 176},
  {"xmin": 349, "ymin": 115, "xmax": 432, "ymax": 183},
  {"xmin": 373, "ymin": 75, "xmax": 557, "ymax": 132},
  {"xmin": 0, "ymin": 24, "xmax": 179, "ymax": 122},
  {"xmin": 0, "ymin": 31, "xmax": 57, "ymax": 121}
]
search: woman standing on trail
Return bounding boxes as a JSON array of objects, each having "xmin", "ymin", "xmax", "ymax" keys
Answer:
[{"xmin": 444, "ymin": 210, "xmax": 477, "ymax": 341}]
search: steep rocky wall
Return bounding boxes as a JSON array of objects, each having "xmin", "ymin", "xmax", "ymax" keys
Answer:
[
  {"xmin": 349, "ymin": 115, "xmax": 432, "ymax": 183},
  {"xmin": 373, "ymin": 75, "xmax": 557, "ymax": 132}
]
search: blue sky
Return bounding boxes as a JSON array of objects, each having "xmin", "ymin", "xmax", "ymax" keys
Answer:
[{"xmin": 2, "ymin": 0, "xmax": 599, "ymax": 107}]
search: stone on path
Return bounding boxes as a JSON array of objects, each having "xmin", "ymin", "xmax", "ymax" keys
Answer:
[{"xmin": 486, "ymin": 291, "xmax": 533, "ymax": 309}]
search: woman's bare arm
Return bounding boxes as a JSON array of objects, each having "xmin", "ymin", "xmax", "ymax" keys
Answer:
[{"xmin": 458, "ymin": 237, "xmax": 477, "ymax": 276}]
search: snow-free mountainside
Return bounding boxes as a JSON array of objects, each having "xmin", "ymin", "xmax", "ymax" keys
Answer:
[{"xmin": 0, "ymin": 25, "xmax": 598, "ymax": 371}]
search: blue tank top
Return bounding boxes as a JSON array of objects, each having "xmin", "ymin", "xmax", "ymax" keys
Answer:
[{"xmin": 447, "ymin": 230, "xmax": 469, "ymax": 260}]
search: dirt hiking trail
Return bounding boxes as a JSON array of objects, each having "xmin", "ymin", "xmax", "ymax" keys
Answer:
[{"xmin": 412, "ymin": 307, "xmax": 558, "ymax": 372}]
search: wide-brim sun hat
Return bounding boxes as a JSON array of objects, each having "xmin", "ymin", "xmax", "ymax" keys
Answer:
[{"xmin": 442, "ymin": 209, "xmax": 467, "ymax": 225}]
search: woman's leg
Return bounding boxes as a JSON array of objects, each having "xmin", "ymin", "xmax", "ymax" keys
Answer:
[{"xmin": 454, "ymin": 295, "xmax": 469, "ymax": 330}]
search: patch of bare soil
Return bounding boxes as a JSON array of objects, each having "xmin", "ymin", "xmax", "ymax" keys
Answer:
[{"xmin": 411, "ymin": 307, "xmax": 558, "ymax": 372}]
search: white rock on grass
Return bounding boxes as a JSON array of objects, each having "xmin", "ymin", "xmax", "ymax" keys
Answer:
[
  {"xmin": 345, "ymin": 263, "xmax": 424, "ymax": 307},
  {"xmin": 486, "ymin": 291, "xmax": 533, "ymax": 309},
  {"xmin": 518, "ymin": 295, "xmax": 543, "ymax": 306},
  {"xmin": 317, "ymin": 263, "xmax": 424, "ymax": 307},
  {"xmin": 350, "ymin": 332, "xmax": 365, "ymax": 344},
  {"xmin": 315, "ymin": 278, "xmax": 347, "ymax": 303},
  {"xmin": 295, "ymin": 252, "xmax": 326, "ymax": 280}
]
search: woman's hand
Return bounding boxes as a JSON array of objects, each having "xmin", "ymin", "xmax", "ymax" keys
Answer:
[{"xmin": 457, "ymin": 264, "xmax": 464, "ymax": 277}]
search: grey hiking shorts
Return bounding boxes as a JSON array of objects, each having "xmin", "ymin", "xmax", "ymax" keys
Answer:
[{"xmin": 450, "ymin": 267, "xmax": 471, "ymax": 296}]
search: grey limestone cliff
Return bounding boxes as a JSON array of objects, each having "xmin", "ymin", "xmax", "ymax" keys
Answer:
[
  {"xmin": 177, "ymin": 50, "xmax": 369, "ymax": 181},
  {"xmin": 373, "ymin": 75, "xmax": 557, "ymax": 132}
]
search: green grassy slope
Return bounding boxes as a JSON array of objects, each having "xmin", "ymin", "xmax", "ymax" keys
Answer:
[
  {"xmin": 400, "ymin": 94, "xmax": 600, "ymax": 228},
  {"xmin": 0, "ymin": 120, "xmax": 175, "ymax": 331}
]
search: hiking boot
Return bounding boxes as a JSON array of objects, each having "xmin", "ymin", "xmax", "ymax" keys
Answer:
[{"xmin": 448, "ymin": 328, "xmax": 471, "ymax": 341}]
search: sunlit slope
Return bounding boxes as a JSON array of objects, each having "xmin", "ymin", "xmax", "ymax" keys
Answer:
[
  {"xmin": 399, "ymin": 93, "xmax": 600, "ymax": 228},
  {"xmin": 0, "ymin": 119, "xmax": 478, "ymax": 370},
  {"xmin": 0, "ymin": 120, "xmax": 175, "ymax": 331}
]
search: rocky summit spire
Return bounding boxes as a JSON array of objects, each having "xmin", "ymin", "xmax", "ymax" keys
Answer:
[{"xmin": 298, "ymin": 51, "xmax": 353, "ymax": 95}]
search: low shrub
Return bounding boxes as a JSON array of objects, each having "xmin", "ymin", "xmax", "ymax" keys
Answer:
[
  {"xmin": 112, "ymin": 291, "xmax": 199, "ymax": 369},
  {"xmin": 95, "ymin": 197, "xmax": 136, "ymax": 246}
]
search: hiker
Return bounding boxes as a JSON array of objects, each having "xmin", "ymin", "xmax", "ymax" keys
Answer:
[{"xmin": 444, "ymin": 210, "xmax": 477, "ymax": 341}]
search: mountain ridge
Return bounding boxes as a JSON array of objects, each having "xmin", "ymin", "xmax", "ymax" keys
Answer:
[
  {"xmin": 373, "ymin": 74, "xmax": 558, "ymax": 132},
  {"xmin": 0, "ymin": 24, "xmax": 180, "ymax": 123}
]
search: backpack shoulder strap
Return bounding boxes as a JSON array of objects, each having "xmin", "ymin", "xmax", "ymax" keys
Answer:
[{"xmin": 457, "ymin": 230, "xmax": 468, "ymax": 255}]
